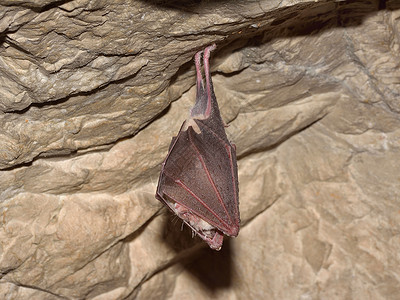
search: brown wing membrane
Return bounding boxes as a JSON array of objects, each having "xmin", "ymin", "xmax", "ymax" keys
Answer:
[
  {"xmin": 158, "ymin": 123, "xmax": 239, "ymax": 236},
  {"xmin": 156, "ymin": 44, "xmax": 240, "ymax": 250}
]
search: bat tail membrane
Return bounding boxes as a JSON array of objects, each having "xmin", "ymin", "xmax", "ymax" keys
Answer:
[{"xmin": 190, "ymin": 44, "xmax": 229, "ymax": 142}]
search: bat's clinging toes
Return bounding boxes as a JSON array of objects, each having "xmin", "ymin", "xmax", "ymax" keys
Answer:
[{"xmin": 156, "ymin": 44, "xmax": 240, "ymax": 250}]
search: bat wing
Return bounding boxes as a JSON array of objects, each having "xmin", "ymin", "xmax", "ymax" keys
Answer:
[
  {"xmin": 156, "ymin": 44, "xmax": 239, "ymax": 250},
  {"xmin": 157, "ymin": 120, "xmax": 239, "ymax": 237}
]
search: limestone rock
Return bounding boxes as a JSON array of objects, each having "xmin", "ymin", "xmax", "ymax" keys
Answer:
[{"xmin": 1, "ymin": 0, "xmax": 400, "ymax": 299}]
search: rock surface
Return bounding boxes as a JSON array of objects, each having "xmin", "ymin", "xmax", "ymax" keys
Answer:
[{"xmin": 1, "ymin": 0, "xmax": 400, "ymax": 299}]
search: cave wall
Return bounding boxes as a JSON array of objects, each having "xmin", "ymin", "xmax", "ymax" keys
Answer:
[{"xmin": 1, "ymin": 0, "xmax": 400, "ymax": 299}]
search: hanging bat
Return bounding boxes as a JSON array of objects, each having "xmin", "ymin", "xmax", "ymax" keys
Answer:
[{"xmin": 156, "ymin": 44, "xmax": 240, "ymax": 250}]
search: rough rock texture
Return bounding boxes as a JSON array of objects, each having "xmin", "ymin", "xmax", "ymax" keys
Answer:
[{"xmin": 1, "ymin": 0, "xmax": 400, "ymax": 299}]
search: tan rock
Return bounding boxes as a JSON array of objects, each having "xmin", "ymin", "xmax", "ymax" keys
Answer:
[{"xmin": 1, "ymin": 0, "xmax": 399, "ymax": 299}]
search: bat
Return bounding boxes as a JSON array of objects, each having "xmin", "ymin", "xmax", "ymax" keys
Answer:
[{"xmin": 156, "ymin": 44, "xmax": 240, "ymax": 250}]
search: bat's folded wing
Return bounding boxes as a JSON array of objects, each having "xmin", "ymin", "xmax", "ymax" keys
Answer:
[{"xmin": 157, "ymin": 121, "xmax": 239, "ymax": 237}]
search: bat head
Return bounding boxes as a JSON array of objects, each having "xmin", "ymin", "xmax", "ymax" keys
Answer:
[{"xmin": 170, "ymin": 200, "xmax": 225, "ymax": 250}]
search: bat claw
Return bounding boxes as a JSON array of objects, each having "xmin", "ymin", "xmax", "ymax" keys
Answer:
[{"xmin": 203, "ymin": 44, "xmax": 217, "ymax": 58}]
